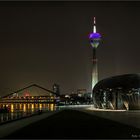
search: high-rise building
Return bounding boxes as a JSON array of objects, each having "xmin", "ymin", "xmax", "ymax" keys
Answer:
[
  {"xmin": 89, "ymin": 17, "xmax": 101, "ymax": 90},
  {"xmin": 53, "ymin": 83, "xmax": 60, "ymax": 95}
]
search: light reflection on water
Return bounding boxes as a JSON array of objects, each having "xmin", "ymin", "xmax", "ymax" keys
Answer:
[{"xmin": 0, "ymin": 103, "xmax": 56, "ymax": 124}]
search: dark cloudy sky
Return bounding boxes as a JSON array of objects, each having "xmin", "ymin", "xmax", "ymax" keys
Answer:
[{"xmin": 0, "ymin": 1, "xmax": 140, "ymax": 95}]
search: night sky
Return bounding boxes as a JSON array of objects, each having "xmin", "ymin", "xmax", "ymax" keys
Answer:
[{"xmin": 0, "ymin": 1, "xmax": 140, "ymax": 96}]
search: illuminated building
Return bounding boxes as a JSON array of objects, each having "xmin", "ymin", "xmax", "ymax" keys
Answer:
[
  {"xmin": 93, "ymin": 74, "xmax": 140, "ymax": 110},
  {"xmin": 53, "ymin": 83, "xmax": 60, "ymax": 95},
  {"xmin": 0, "ymin": 84, "xmax": 58, "ymax": 104},
  {"xmin": 89, "ymin": 17, "xmax": 101, "ymax": 90},
  {"xmin": 77, "ymin": 89, "xmax": 87, "ymax": 97}
]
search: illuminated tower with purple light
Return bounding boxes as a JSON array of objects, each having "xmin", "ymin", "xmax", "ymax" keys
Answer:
[{"xmin": 89, "ymin": 17, "xmax": 101, "ymax": 90}]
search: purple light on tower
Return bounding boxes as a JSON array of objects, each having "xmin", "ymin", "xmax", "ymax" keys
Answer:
[
  {"xmin": 89, "ymin": 17, "xmax": 101, "ymax": 91},
  {"xmin": 89, "ymin": 33, "xmax": 101, "ymax": 39}
]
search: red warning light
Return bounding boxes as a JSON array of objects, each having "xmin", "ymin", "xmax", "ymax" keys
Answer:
[{"xmin": 24, "ymin": 92, "xmax": 30, "ymax": 97}]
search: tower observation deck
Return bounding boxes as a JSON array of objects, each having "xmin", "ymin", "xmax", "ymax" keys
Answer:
[{"xmin": 89, "ymin": 17, "xmax": 101, "ymax": 90}]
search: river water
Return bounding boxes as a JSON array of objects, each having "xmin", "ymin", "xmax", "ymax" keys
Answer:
[{"xmin": 0, "ymin": 103, "xmax": 56, "ymax": 124}]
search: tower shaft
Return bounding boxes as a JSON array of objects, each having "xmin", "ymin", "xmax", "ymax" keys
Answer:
[
  {"xmin": 89, "ymin": 17, "xmax": 101, "ymax": 91},
  {"xmin": 92, "ymin": 47, "xmax": 98, "ymax": 90}
]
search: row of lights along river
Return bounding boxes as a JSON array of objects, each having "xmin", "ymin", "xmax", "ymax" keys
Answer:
[{"xmin": 0, "ymin": 103, "xmax": 56, "ymax": 124}]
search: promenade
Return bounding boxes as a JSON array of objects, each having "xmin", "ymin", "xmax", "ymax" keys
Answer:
[
  {"xmin": 4, "ymin": 109, "xmax": 140, "ymax": 139},
  {"xmin": 0, "ymin": 110, "xmax": 59, "ymax": 138}
]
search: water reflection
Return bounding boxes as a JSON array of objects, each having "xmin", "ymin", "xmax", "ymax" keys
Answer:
[
  {"xmin": 0, "ymin": 103, "xmax": 56, "ymax": 124},
  {"xmin": 0, "ymin": 103, "xmax": 56, "ymax": 112}
]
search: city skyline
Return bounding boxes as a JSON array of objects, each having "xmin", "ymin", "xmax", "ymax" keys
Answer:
[{"xmin": 0, "ymin": 1, "xmax": 140, "ymax": 95}]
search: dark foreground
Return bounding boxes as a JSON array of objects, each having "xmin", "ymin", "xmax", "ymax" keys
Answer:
[{"xmin": 5, "ymin": 109, "xmax": 140, "ymax": 139}]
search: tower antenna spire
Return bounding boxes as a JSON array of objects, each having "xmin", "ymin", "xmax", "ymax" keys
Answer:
[{"xmin": 93, "ymin": 16, "xmax": 96, "ymax": 33}]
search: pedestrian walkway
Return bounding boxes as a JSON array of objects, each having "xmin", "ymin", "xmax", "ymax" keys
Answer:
[
  {"xmin": 83, "ymin": 107, "xmax": 140, "ymax": 129},
  {"xmin": 0, "ymin": 110, "xmax": 60, "ymax": 138},
  {"xmin": 4, "ymin": 109, "xmax": 140, "ymax": 139}
]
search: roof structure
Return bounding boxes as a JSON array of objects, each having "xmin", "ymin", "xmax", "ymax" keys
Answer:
[
  {"xmin": 1, "ymin": 84, "xmax": 57, "ymax": 98},
  {"xmin": 93, "ymin": 74, "xmax": 140, "ymax": 91}
]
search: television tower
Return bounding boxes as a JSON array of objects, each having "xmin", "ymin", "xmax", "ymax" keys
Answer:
[{"xmin": 89, "ymin": 17, "xmax": 101, "ymax": 90}]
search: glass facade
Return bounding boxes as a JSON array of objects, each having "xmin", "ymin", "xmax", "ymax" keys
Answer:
[{"xmin": 93, "ymin": 74, "xmax": 140, "ymax": 110}]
